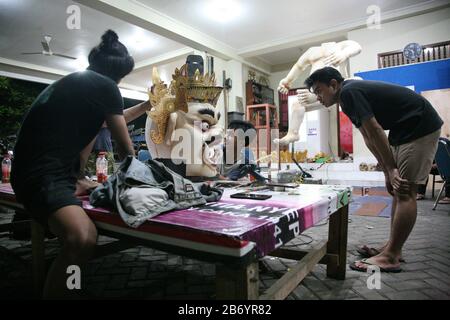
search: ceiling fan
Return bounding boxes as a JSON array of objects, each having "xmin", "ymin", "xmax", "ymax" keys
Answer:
[{"xmin": 21, "ymin": 35, "xmax": 77, "ymax": 60}]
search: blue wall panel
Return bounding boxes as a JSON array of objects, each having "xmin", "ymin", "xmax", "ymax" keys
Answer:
[{"xmin": 355, "ymin": 58, "xmax": 450, "ymax": 93}]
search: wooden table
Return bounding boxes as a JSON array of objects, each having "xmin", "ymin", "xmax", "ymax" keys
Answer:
[{"xmin": 0, "ymin": 183, "xmax": 350, "ymax": 300}]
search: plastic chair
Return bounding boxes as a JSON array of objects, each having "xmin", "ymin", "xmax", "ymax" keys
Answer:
[
  {"xmin": 432, "ymin": 138, "xmax": 450, "ymax": 210},
  {"xmin": 430, "ymin": 165, "xmax": 442, "ymax": 199}
]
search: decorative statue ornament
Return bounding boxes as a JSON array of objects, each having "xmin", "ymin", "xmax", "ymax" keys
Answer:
[{"xmin": 145, "ymin": 64, "xmax": 224, "ymax": 178}]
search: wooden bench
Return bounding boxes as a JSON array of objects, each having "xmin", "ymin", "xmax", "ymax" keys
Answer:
[{"xmin": 0, "ymin": 183, "xmax": 349, "ymax": 299}]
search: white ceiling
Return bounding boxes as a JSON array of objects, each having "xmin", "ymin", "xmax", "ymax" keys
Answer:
[
  {"xmin": 0, "ymin": 0, "xmax": 448, "ymax": 90},
  {"xmin": 0, "ymin": 0, "xmax": 185, "ymax": 88},
  {"xmin": 136, "ymin": 0, "xmax": 443, "ymax": 57}
]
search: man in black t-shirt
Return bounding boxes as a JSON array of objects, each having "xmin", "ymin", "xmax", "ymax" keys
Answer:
[{"xmin": 305, "ymin": 67, "xmax": 443, "ymax": 273}]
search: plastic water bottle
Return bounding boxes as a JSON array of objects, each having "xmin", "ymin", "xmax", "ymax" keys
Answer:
[
  {"xmin": 96, "ymin": 152, "xmax": 108, "ymax": 183},
  {"xmin": 2, "ymin": 153, "xmax": 12, "ymax": 183}
]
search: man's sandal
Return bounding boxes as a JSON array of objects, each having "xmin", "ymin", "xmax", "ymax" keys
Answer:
[
  {"xmin": 350, "ymin": 258, "xmax": 402, "ymax": 273},
  {"xmin": 357, "ymin": 245, "xmax": 405, "ymax": 262}
]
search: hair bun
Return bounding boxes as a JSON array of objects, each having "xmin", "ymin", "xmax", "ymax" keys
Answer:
[{"xmin": 101, "ymin": 30, "xmax": 119, "ymax": 46}]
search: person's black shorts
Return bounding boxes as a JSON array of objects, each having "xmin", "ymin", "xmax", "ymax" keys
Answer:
[{"xmin": 12, "ymin": 177, "xmax": 82, "ymax": 226}]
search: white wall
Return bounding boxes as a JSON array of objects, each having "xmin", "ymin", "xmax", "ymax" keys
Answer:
[
  {"xmin": 347, "ymin": 7, "xmax": 450, "ymax": 166},
  {"xmin": 148, "ymin": 57, "xmax": 186, "ymax": 86},
  {"xmin": 224, "ymin": 59, "xmax": 244, "ymax": 114},
  {"xmin": 349, "ymin": 8, "xmax": 450, "ymax": 73}
]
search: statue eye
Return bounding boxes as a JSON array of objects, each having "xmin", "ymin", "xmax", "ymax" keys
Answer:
[{"xmin": 201, "ymin": 122, "xmax": 210, "ymax": 132}]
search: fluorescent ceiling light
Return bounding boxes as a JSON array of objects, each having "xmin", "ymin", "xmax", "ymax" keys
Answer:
[
  {"xmin": 204, "ymin": 0, "xmax": 243, "ymax": 23},
  {"xmin": 124, "ymin": 28, "xmax": 156, "ymax": 52}
]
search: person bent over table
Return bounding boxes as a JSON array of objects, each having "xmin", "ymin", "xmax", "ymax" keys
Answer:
[
  {"xmin": 11, "ymin": 30, "xmax": 138, "ymax": 299},
  {"xmin": 304, "ymin": 67, "xmax": 442, "ymax": 273}
]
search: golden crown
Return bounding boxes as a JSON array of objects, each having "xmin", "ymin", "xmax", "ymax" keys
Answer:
[
  {"xmin": 170, "ymin": 64, "xmax": 223, "ymax": 111},
  {"xmin": 147, "ymin": 64, "xmax": 223, "ymax": 145}
]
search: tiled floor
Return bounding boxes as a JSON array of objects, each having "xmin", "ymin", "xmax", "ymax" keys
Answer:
[{"xmin": 1, "ymin": 194, "xmax": 449, "ymax": 300}]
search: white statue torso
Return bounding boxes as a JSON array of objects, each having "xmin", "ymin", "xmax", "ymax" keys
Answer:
[{"xmin": 307, "ymin": 42, "xmax": 350, "ymax": 78}]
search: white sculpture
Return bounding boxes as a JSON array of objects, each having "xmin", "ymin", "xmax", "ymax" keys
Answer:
[
  {"xmin": 145, "ymin": 65, "xmax": 224, "ymax": 178},
  {"xmin": 275, "ymin": 40, "xmax": 362, "ymax": 145}
]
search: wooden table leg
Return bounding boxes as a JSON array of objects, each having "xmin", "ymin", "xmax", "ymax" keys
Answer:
[
  {"xmin": 216, "ymin": 260, "xmax": 259, "ymax": 300},
  {"xmin": 31, "ymin": 220, "xmax": 45, "ymax": 297},
  {"xmin": 326, "ymin": 204, "xmax": 348, "ymax": 280},
  {"xmin": 261, "ymin": 240, "xmax": 327, "ymax": 300}
]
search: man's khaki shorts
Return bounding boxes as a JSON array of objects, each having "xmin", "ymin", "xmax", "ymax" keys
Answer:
[{"xmin": 390, "ymin": 129, "xmax": 441, "ymax": 185}]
